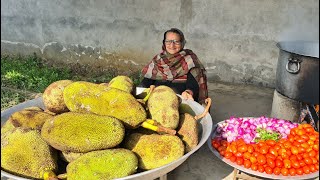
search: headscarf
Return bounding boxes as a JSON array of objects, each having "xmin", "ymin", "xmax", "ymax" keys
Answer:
[{"xmin": 141, "ymin": 48, "xmax": 208, "ymax": 104}]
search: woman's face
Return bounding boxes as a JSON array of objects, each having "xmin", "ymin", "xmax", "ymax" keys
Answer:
[{"xmin": 164, "ymin": 32, "xmax": 183, "ymax": 55}]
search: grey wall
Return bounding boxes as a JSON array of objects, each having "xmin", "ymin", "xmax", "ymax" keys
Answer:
[{"xmin": 1, "ymin": 0, "xmax": 319, "ymax": 87}]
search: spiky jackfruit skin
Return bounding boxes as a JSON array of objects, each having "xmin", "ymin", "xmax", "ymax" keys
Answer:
[
  {"xmin": 63, "ymin": 81, "xmax": 146, "ymax": 129},
  {"xmin": 147, "ymin": 86, "xmax": 180, "ymax": 129},
  {"xmin": 43, "ymin": 80, "xmax": 73, "ymax": 114},
  {"xmin": 41, "ymin": 112, "xmax": 125, "ymax": 153},
  {"xmin": 108, "ymin": 75, "xmax": 134, "ymax": 93},
  {"xmin": 1, "ymin": 128, "xmax": 57, "ymax": 179},
  {"xmin": 124, "ymin": 133, "xmax": 184, "ymax": 170},
  {"xmin": 177, "ymin": 113, "xmax": 199, "ymax": 153},
  {"xmin": 66, "ymin": 148, "xmax": 138, "ymax": 180},
  {"xmin": 1, "ymin": 106, "xmax": 54, "ymax": 136}
]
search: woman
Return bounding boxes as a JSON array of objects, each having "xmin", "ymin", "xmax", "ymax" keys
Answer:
[{"xmin": 140, "ymin": 28, "xmax": 208, "ymax": 105}]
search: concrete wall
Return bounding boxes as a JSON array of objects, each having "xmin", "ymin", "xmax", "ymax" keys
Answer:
[{"xmin": 1, "ymin": 0, "xmax": 319, "ymax": 87}]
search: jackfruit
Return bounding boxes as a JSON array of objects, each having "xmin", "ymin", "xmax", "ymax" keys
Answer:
[
  {"xmin": 63, "ymin": 81, "xmax": 146, "ymax": 129},
  {"xmin": 41, "ymin": 112, "xmax": 125, "ymax": 153},
  {"xmin": 1, "ymin": 128, "xmax": 57, "ymax": 179},
  {"xmin": 1, "ymin": 106, "xmax": 54, "ymax": 135},
  {"xmin": 61, "ymin": 148, "xmax": 138, "ymax": 180},
  {"xmin": 147, "ymin": 85, "xmax": 180, "ymax": 129},
  {"xmin": 60, "ymin": 151, "xmax": 85, "ymax": 163},
  {"xmin": 108, "ymin": 75, "xmax": 134, "ymax": 93},
  {"xmin": 42, "ymin": 80, "xmax": 73, "ymax": 114},
  {"xmin": 176, "ymin": 113, "xmax": 199, "ymax": 153},
  {"xmin": 124, "ymin": 133, "xmax": 184, "ymax": 170}
]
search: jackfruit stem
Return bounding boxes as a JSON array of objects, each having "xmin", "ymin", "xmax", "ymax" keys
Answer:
[
  {"xmin": 141, "ymin": 121, "xmax": 176, "ymax": 135},
  {"xmin": 43, "ymin": 170, "xmax": 58, "ymax": 180},
  {"xmin": 142, "ymin": 85, "xmax": 155, "ymax": 102},
  {"xmin": 194, "ymin": 98, "xmax": 212, "ymax": 121}
]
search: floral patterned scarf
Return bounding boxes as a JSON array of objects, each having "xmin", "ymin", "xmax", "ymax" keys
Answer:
[{"xmin": 141, "ymin": 48, "xmax": 208, "ymax": 104}]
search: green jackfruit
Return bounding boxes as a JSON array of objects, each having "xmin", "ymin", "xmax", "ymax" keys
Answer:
[
  {"xmin": 108, "ymin": 75, "xmax": 134, "ymax": 93},
  {"xmin": 1, "ymin": 128, "xmax": 57, "ymax": 179},
  {"xmin": 63, "ymin": 81, "xmax": 146, "ymax": 129},
  {"xmin": 176, "ymin": 113, "xmax": 199, "ymax": 153},
  {"xmin": 1, "ymin": 106, "xmax": 54, "ymax": 135},
  {"xmin": 43, "ymin": 80, "xmax": 73, "ymax": 114},
  {"xmin": 41, "ymin": 112, "xmax": 125, "ymax": 153},
  {"xmin": 124, "ymin": 133, "xmax": 184, "ymax": 170},
  {"xmin": 147, "ymin": 85, "xmax": 180, "ymax": 129},
  {"xmin": 64, "ymin": 148, "xmax": 138, "ymax": 180}
]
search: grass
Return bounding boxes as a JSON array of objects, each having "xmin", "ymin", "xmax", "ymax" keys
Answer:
[{"xmin": 1, "ymin": 54, "xmax": 142, "ymax": 111}]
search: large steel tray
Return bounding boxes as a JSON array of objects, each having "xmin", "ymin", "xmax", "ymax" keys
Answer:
[{"xmin": 1, "ymin": 88, "xmax": 213, "ymax": 180}]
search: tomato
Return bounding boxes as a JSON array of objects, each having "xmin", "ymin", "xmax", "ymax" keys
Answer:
[
  {"xmin": 243, "ymin": 159, "xmax": 252, "ymax": 169},
  {"xmin": 309, "ymin": 164, "xmax": 316, "ymax": 173},
  {"xmin": 306, "ymin": 127, "xmax": 315, "ymax": 133},
  {"xmin": 224, "ymin": 152, "xmax": 233, "ymax": 159},
  {"xmin": 293, "ymin": 141, "xmax": 301, "ymax": 147},
  {"xmin": 259, "ymin": 146, "xmax": 269, "ymax": 155},
  {"xmin": 301, "ymin": 143, "xmax": 309, "ymax": 149},
  {"xmin": 300, "ymin": 134, "xmax": 310, "ymax": 141},
  {"xmin": 251, "ymin": 163, "xmax": 258, "ymax": 171},
  {"xmin": 220, "ymin": 150, "xmax": 226, "ymax": 157},
  {"xmin": 302, "ymin": 153, "xmax": 310, "ymax": 159},
  {"xmin": 264, "ymin": 166, "xmax": 273, "ymax": 174},
  {"xmin": 281, "ymin": 167, "xmax": 289, "ymax": 176},
  {"xmin": 258, "ymin": 165, "xmax": 264, "ymax": 173},
  {"xmin": 230, "ymin": 145, "xmax": 237, "ymax": 154},
  {"xmin": 283, "ymin": 141, "xmax": 292, "ymax": 149},
  {"xmin": 309, "ymin": 134, "xmax": 318, "ymax": 141},
  {"xmin": 247, "ymin": 145, "xmax": 254, "ymax": 153},
  {"xmin": 238, "ymin": 145, "xmax": 248, "ymax": 153},
  {"xmin": 275, "ymin": 159, "xmax": 283, "ymax": 168},
  {"xmin": 311, "ymin": 157, "xmax": 318, "ymax": 164},
  {"xmin": 291, "ymin": 146, "xmax": 299, "ymax": 155},
  {"xmin": 278, "ymin": 148, "xmax": 287, "ymax": 158},
  {"xmin": 252, "ymin": 151, "xmax": 260, "ymax": 158},
  {"xmin": 257, "ymin": 141, "xmax": 266, "ymax": 147},
  {"xmin": 249, "ymin": 156, "xmax": 257, "ymax": 164},
  {"xmin": 221, "ymin": 140, "xmax": 228, "ymax": 147},
  {"xmin": 218, "ymin": 146, "xmax": 226, "ymax": 153},
  {"xmin": 269, "ymin": 148, "xmax": 278, "ymax": 157},
  {"xmin": 273, "ymin": 167, "xmax": 281, "ymax": 175},
  {"xmin": 302, "ymin": 165, "xmax": 311, "ymax": 174},
  {"xmin": 235, "ymin": 152, "xmax": 243, "ymax": 158},
  {"xmin": 274, "ymin": 144, "xmax": 281, "ymax": 151},
  {"xmin": 296, "ymin": 154, "xmax": 303, "ymax": 161},
  {"xmin": 266, "ymin": 158, "xmax": 275, "ymax": 168},
  {"xmin": 298, "ymin": 146, "xmax": 306, "ymax": 153},
  {"xmin": 299, "ymin": 160, "xmax": 306, "ymax": 167},
  {"xmin": 304, "ymin": 157, "xmax": 313, "ymax": 165},
  {"xmin": 289, "ymin": 155, "xmax": 297, "ymax": 161},
  {"xmin": 287, "ymin": 135, "xmax": 295, "ymax": 142},
  {"xmin": 283, "ymin": 159, "xmax": 291, "ymax": 168},
  {"xmin": 230, "ymin": 155, "xmax": 236, "ymax": 162},
  {"xmin": 297, "ymin": 129, "xmax": 306, "ymax": 136},
  {"xmin": 313, "ymin": 144, "xmax": 319, "ymax": 151},
  {"xmin": 212, "ymin": 141, "xmax": 220, "ymax": 149},
  {"xmin": 296, "ymin": 168, "xmax": 304, "ymax": 175},
  {"xmin": 257, "ymin": 155, "xmax": 266, "ymax": 165},
  {"xmin": 266, "ymin": 140, "xmax": 276, "ymax": 146},
  {"xmin": 315, "ymin": 163, "xmax": 319, "ymax": 170},
  {"xmin": 301, "ymin": 123, "xmax": 313, "ymax": 129},
  {"xmin": 236, "ymin": 157, "xmax": 244, "ymax": 165},
  {"xmin": 243, "ymin": 152, "xmax": 251, "ymax": 160},
  {"xmin": 289, "ymin": 168, "xmax": 296, "ymax": 176},
  {"xmin": 265, "ymin": 153, "xmax": 276, "ymax": 160},
  {"xmin": 291, "ymin": 160, "xmax": 300, "ymax": 168}
]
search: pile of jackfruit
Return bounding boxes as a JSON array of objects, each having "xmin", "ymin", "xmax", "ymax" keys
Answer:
[{"xmin": 1, "ymin": 76, "xmax": 211, "ymax": 180}]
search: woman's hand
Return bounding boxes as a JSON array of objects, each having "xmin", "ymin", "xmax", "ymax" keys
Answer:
[{"xmin": 181, "ymin": 90, "xmax": 194, "ymax": 101}]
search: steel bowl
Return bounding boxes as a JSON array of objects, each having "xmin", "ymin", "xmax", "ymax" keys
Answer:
[{"xmin": 1, "ymin": 88, "xmax": 212, "ymax": 180}]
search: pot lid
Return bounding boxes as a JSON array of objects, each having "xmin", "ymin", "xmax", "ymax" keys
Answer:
[{"xmin": 277, "ymin": 41, "xmax": 319, "ymax": 58}]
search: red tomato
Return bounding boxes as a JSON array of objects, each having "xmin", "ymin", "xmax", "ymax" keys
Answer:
[
  {"xmin": 266, "ymin": 158, "xmax": 275, "ymax": 168},
  {"xmin": 289, "ymin": 155, "xmax": 297, "ymax": 161},
  {"xmin": 238, "ymin": 145, "xmax": 248, "ymax": 153},
  {"xmin": 289, "ymin": 168, "xmax": 296, "ymax": 176},
  {"xmin": 259, "ymin": 146, "xmax": 269, "ymax": 155},
  {"xmin": 235, "ymin": 152, "xmax": 243, "ymax": 158},
  {"xmin": 269, "ymin": 148, "xmax": 278, "ymax": 157},
  {"xmin": 297, "ymin": 129, "xmax": 306, "ymax": 136},
  {"xmin": 296, "ymin": 168, "xmax": 304, "ymax": 175},
  {"xmin": 243, "ymin": 159, "xmax": 252, "ymax": 169},
  {"xmin": 236, "ymin": 157, "xmax": 244, "ymax": 165},
  {"xmin": 258, "ymin": 165, "xmax": 264, "ymax": 173},
  {"xmin": 230, "ymin": 155, "xmax": 236, "ymax": 162},
  {"xmin": 247, "ymin": 145, "xmax": 254, "ymax": 153},
  {"xmin": 273, "ymin": 167, "xmax": 281, "ymax": 175},
  {"xmin": 315, "ymin": 164, "xmax": 319, "ymax": 170},
  {"xmin": 265, "ymin": 153, "xmax": 276, "ymax": 160},
  {"xmin": 264, "ymin": 166, "xmax": 273, "ymax": 174},
  {"xmin": 311, "ymin": 157, "xmax": 318, "ymax": 164},
  {"xmin": 251, "ymin": 163, "xmax": 258, "ymax": 171},
  {"xmin": 313, "ymin": 144, "xmax": 319, "ymax": 151},
  {"xmin": 304, "ymin": 157, "xmax": 313, "ymax": 165},
  {"xmin": 257, "ymin": 155, "xmax": 266, "ymax": 165},
  {"xmin": 291, "ymin": 146, "xmax": 299, "ymax": 155},
  {"xmin": 224, "ymin": 152, "xmax": 233, "ymax": 159},
  {"xmin": 281, "ymin": 167, "xmax": 289, "ymax": 176},
  {"xmin": 302, "ymin": 165, "xmax": 311, "ymax": 174},
  {"xmin": 274, "ymin": 144, "xmax": 281, "ymax": 151},
  {"xmin": 266, "ymin": 140, "xmax": 276, "ymax": 146},
  {"xmin": 309, "ymin": 164, "xmax": 316, "ymax": 173},
  {"xmin": 275, "ymin": 159, "xmax": 283, "ymax": 168},
  {"xmin": 291, "ymin": 160, "xmax": 300, "ymax": 169},
  {"xmin": 249, "ymin": 156, "xmax": 257, "ymax": 164},
  {"xmin": 283, "ymin": 159, "xmax": 291, "ymax": 168},
  {"xmin": 283, "ymin": 141, "xmax": 292, "ymax": 149},
  {"xmin": 308, "ymin": 150, "xmax": 316, "ymax": 157}
]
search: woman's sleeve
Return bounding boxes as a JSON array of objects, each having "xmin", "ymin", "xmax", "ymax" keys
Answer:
[
  {"xmin": 139, "ymin": 78, "xmax": 155, "ymax": 88},
  {"xmin": 186, "ymin": 72, "xmax": 200, "ymax": 102}
]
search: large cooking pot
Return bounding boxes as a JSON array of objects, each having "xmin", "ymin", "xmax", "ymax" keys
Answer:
[
  {"xmin": 276, "ymin": 41, "xmax": 319, "ymax": 104},
  {"xmin": 1, "ymin": 89, "xmax": 213, "ymax": 180}
]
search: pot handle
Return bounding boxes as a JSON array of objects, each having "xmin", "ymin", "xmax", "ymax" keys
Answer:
[{"xmin": 286, "ymin": 58, "xmax": 301, "ymax": 74}]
